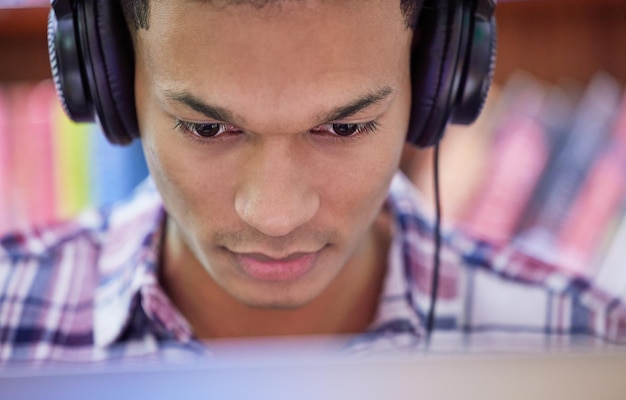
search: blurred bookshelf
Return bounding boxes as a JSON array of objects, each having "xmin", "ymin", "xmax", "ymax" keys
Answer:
[
  {"xmin": 401, "ymin": 0, "xmax": 626, "ymax": 298},
  {"xmin": 0, "ymin": 5, "xmax": 49, "ymax": 82},
  {"xmin": 494, "ymin": 0, "xmax": 626, "ymax": 85},
  {"xmin": 3, "ymin": 1, "xmax": 625, "ymax": 83},
  {"xmin": 0, "ymin": 2, "xmax": 148, "ymax": 234},
  {"xmin": 2, "ymin": 0, "xmax": 626, "ymax": 296}
]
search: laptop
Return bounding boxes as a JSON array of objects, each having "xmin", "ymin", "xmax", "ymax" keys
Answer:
[{"xmin": 2, "ymin": 333, "xmax": 625, "ymax": 400}]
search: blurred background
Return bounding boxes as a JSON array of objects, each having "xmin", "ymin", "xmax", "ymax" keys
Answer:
[
  {"xmin": 1, "ymin": 0, "xmax": 626, "ymax": 296},
  {"xmin": 0, "ymin": 0, "xmax": 150, "ymax": 234}
]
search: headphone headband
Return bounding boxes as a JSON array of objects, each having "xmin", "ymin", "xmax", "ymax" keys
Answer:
[{"xmin": 48, "ymin": 0, "xmax": 496, "ymax": 147}]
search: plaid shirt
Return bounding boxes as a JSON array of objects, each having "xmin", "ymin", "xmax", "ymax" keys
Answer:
[{"xmin": 1, "ymin": 173, "xmax": 625, "ymax": 363}]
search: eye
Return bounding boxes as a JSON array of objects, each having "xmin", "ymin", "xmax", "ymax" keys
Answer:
[
  {"xmin": 331, "ymin": 123, "xmax": 360, "ymax": 137},
  {"xmin": 311, "ymin": 121, "xmax": 379, "ymax": 139},
  {"xmin": 192, "ymin": 123, "xmax": 223, "ymax": 137},
  {"xmin": 182, "ymin": 122, "xmax": 223, "ymax": 137},
  {"xmin": 174, "ymin": 120, "xmax": 242, "ymax": 139}
]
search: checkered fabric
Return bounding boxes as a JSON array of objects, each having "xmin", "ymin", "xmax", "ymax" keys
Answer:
[{"xmin": 1, "ymin": 173, "xmax": 625, "ymax": 362}]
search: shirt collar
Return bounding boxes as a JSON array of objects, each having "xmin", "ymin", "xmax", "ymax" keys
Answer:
[
  {"xmin": 363, "ymin": 172, "xmax": 434, "ymax": 340},
  {"xmin": 93, "ymin": 177, "xmax": 192, "ymax": 347}
]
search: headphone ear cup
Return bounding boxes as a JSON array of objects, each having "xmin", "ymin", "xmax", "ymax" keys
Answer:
[
  {"xmin": 78, "ymin": 0, "xmax": 138, "ymax": 145},
  {"xmin": 48, "ymin": 6, "xmax": 94, "ymax": 122},
  {"xmin": 450, "ymin": 16, "xmax": 497, "ymax": 124},
  {"xmin": 407, "ymin": 0, "xmax": 496, "ymax": 148},
  {"xmin": 408, "ymin": 0, "xmax": 466, "ymax": 147}
]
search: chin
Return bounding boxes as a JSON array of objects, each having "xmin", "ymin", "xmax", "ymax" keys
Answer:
[
  {"xmin": 234, "ymin": 283, "xmax": 321, "ymax": 311},
  {"xmin": 247, "ymin": 300, "xmax": 308, "ymax": 311}
]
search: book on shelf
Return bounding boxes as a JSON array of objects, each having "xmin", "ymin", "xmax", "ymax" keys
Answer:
[
  {"xmin": 589, "ymin": 93, "xmax": 626, "ymax": 297},
  {"xmin": 556, "ymin": 90, "xmax": 626, "ymax": 276},
  {"xmin": 421, "ymin": 71, "xmax": 626, "ymax": 282},
  {"xmin": 0, "ymin": 80, "xmax": 149, "ymax": 235},
  {"xmin": 514, "ymin": 73, "xmax": 623, "ymax": 268},
  {"xmin": 0, "ymin": 86, "xmax": 9, "ymax": 232},
  {"xmin": 460, "ymin": 73, "xmax": 551, "ymax": 244},
  {"xmin": 8, "ymin": 82, "xmax": 57, "ymax": 230},
  {"xmin": 52, "ymin": 98, "xmax": 92, "ymax": 220},
  {"xmin": 391, "ymin": 70, "xmax": 626, "ymax": 281}
]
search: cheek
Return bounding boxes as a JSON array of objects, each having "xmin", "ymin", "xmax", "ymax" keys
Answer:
[
  {"xmin": 327, "ymin": 118, "xmax": 407, "ymax": 221},
  {"xmin": 318, "ymin": 106, "xmax": 409, "ymax": 237},
  {"xmin": 140, "ymin": 116, "xmax": 236, "ymax": 237},
  {"xmin": 318, "ymin": 137, "xmax": 403, "ymax": 237},
  {"xmin": 135, "ymin": 59, "xmax": 221, "ymax": 227}
]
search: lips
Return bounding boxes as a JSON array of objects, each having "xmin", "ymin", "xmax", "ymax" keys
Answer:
[{"xmin": 231, "ymin": 250, "xmax": 321, "ymax": 282}]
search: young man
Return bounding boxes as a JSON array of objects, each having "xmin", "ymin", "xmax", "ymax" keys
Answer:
[{"xmin": 0, "ymin": 0, "xmax": 624, "ymax": 362}]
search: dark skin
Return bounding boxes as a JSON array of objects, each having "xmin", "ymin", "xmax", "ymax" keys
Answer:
[{"xmin": 133, "ymin": 0, "xmax": 413, "ymax": 339}]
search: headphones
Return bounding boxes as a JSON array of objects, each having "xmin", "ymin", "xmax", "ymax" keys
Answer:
[{"xmin": 48, "ymin": 0, "xmax": 496, "ymax": 147}]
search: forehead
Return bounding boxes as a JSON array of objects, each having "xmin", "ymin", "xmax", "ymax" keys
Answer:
[
  {"xmin": 143, "ymin": 0, "xmax": 407, "ymax": 45},
  {"xmin": 137, "ymin": 0, "xmax": 411, "ymax": 126},
  {"xmin": 140, "ymin": 0, "xmax": 409, "ymax": 64},
  {"xmin": 152, "ymin": 0, "xmax": 395, "ymax": 16}
]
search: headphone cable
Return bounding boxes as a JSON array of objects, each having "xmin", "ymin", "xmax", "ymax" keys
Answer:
[{"xmin": 425, "ymin": 141, "xmax": 442, "ymax": 347}]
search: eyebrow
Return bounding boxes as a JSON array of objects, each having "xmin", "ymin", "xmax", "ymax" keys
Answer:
[
  {"xmin": 319, "ymin": 86, "xmax": 394, "ymax": 122},
  {"xmin": 165, "ymin": 90, "xmax": 237, "ymax": 123},
  {"xmin": 164, "ymin": 85, "xmax": 394, "ymax": 125}
]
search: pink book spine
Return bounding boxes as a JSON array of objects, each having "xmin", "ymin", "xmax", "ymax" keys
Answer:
[
  {"xmin": 6, "ymin": 82, "xmax": 57, "ymax": 231},
  {"xmin": 0, "ymin": 87, "xmax": 10, "ymax": 235},
  {"xmin": 556, "ymin": 146, "xmax": 626, "ymax": 274},
  {"xmin": 461, "ymin": 86, "xmax": 549, "ymax": 244},
  {"xmin": 7, "ymin": 84, "xmax": 33, "ymax": 231},
  {"xmin": 25, "ymin": 81, "xmax": 57, "ymax": 227},
  {"xmin": 557, "ymin": 92, "xmax": 626, "ymax": 275}
]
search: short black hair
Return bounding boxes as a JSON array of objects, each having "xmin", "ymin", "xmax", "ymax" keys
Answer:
[
  {"xmin": 120, "ymin": 0, "xmax": 150, "ymax": 31},
  {"xmin": 120, "ymin": 0, "xmax": 421, "ymax": 31}
]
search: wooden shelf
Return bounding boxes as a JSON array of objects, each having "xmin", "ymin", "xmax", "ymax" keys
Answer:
[
  {"xmin": 494, "ymin": 0, "xmax": 626, "ymax": 84},
  {"xmin": 0, "ymin": 7, "xmax": 48, "ymax": 37},
  {"xmin": 1, "ymin": 1, "xmax": 625, "ymax": 83},
  {"xmin": 0, "ymin": 7, "xmax": 51, "ymax": 82}
]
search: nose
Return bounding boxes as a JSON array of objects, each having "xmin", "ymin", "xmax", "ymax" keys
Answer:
[{"xmin": 235, "ymin": 141, "xmax": 320, "ymax": 237}]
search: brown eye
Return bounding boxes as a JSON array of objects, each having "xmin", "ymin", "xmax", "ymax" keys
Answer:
[
  {"xmin": 332, "ymin": 123, "xmax": 359, "ymax": 136},
  {"xmin": 193, "ymin": 123, "xmax": 223, "ymax": 137}
]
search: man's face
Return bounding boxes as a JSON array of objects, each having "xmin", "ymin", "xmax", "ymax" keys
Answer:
[{"xmin": 135, "ymin": 0, "xmax": 413, "ymax": 309}]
